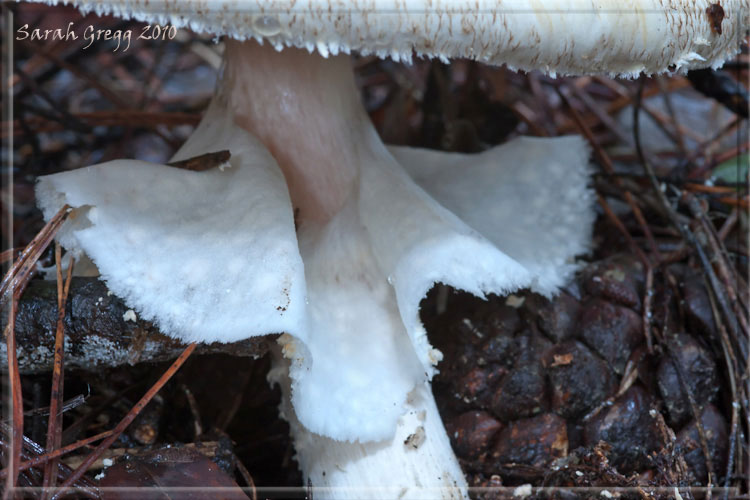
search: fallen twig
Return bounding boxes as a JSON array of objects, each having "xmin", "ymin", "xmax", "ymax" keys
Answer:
[
  {"xmin": 0, "ymin": 205, "xmax": 71, "ymax": 308},
  {"xmin": 642, "ymin": 266, "xmax": 654, "ymax": 354},
  {"xmin": 41, "ymin": 245, "xmax": 74, "ymax": 495}
]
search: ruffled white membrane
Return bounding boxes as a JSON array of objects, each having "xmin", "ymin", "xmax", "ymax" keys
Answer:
[
  {"xmin": 286, "ymin": 130, "xmax": 570, "ymax": 440},
  {"xmin": 390, "ymin": 136, "xmax": 594, "ymax": 297},
  {"xmin": 36, "ymin": 103, "xmax": 308, "ymax": 345},
  {"xmin": 37, "ymin": 103, "xmax": 593, "ymax": 441}
]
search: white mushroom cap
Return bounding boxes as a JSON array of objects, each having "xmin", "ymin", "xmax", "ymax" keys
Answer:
[{"xmin": 39, "ymin": 0, "xmax": 748, "ymax": 75}]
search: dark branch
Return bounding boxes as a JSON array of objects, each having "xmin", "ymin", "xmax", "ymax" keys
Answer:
[{"xmin": 3, "ymin": 278, "xmax": 270, "ymax": 373}]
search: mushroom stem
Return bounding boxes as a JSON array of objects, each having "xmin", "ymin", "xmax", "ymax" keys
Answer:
[
  {"xmin": 270, "ymin": 348, "xmax": 469, "ymax": 499},
  {"xmin": 222, "ymin": 41, "xmax": 470, "ymax": 496},
  {"xmin": 222, "ymin": 40, "xmax": 367, "ymax": 224}
]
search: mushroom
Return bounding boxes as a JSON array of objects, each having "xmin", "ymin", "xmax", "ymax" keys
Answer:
[{"xmin": 30, "ymin": 1, "xmax": 747, "ymax": 498}]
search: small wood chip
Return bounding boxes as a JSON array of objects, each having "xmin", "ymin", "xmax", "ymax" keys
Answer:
[
  {"xmin": 404, "ymin": 426, "xmax": 426, "ymax": 450},
  {"xmin": 167, "ymin": 150, "xmax": 231, "ymax": 172},
  {"xmin": 550, "ymin": 353, "xmax": 573, "ymax": 367}
]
